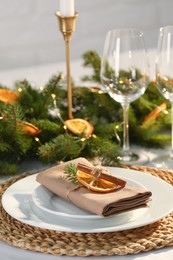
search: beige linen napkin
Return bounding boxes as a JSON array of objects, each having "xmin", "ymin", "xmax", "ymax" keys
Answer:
[{"xmin": 36, "ymin": 157, "xmax": 152, "ymax": 216}]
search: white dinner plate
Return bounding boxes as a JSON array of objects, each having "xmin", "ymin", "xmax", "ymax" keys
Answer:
[{"xmin": 2, "ymin": 167, "xmax": 173, "ymax": 233}]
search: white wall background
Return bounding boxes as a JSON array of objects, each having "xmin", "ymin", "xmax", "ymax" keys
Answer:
[{"xmin": 0, "ymin": 0, "xmax": 173, "ymax": 71}]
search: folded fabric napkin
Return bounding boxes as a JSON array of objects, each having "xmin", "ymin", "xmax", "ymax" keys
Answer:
[{"xmin": 36, "ymin": 157, "xmax": 152, "ymax": 216}]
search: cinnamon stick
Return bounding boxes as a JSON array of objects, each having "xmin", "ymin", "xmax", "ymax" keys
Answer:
[{"xmin": 77, "ymin": 163, "xmax": 126, "ymax": 188}]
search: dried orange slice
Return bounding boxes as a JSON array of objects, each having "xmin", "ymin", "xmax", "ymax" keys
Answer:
[
  {"xmin": 64, "ymin": 118, "xmax": 94, "ymax": 136},
  {"xmin": 143, "ymin": 102, "xmax": 167, "ymax": 124},
  {"xmin": 0, "ymin": 89, "xmax": 19, "ymax": 103},
  {"xmin": 76, "ymin": 170, "xmax": 117, "ymax": 193},
  {"xmin": 17, "ymin": 121, "xmax": 41, "ymax": 136}
]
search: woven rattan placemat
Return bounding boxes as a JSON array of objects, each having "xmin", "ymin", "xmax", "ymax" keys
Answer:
[{"xmin": 0, "ymin": 165, "xmax": 173, "ymax": 256}]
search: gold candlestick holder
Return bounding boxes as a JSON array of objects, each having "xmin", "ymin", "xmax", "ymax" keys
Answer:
[{"xmin": 55, "ymin": 11, "xmax": 78, "ymax": 119}]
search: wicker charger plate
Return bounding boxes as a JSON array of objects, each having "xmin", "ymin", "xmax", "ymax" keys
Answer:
[{"xmin": 0, "ymin": 165, "xmax": 173, "ymax": 257}]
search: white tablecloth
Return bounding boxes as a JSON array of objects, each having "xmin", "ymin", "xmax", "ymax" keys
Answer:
[
  {"xmin": 0, "ymin": 48, "xmax": 156, "ymax": 88},
  {"xmin": 0, "ymin": 49, "xmax": 173, "ymax": 259}
]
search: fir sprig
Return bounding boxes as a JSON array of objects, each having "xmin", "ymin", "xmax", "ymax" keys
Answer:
[
  {"xmin": 0, "ymin": 50, "xmax": 171, "ymax": 176},
  {"xmin": 0, "ymin": 161, "xmax": 18, "ymax": 175},
  {"xmin": 64, "ymin": 163, "xmax": 80, "ymax": 184}
]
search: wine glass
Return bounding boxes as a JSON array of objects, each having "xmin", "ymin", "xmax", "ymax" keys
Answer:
[
  {"xmin": 152, "ymin": 25, "xmax": 173, "ymax": 169},
  {"xmin": 100, "ymin": 28, "xmax": 150, "ymax": 164}
]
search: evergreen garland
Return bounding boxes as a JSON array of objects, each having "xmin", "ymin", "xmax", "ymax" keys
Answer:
[{"xmin": 0, "ymin": 50, "xmax": 171, "ymax": 175}]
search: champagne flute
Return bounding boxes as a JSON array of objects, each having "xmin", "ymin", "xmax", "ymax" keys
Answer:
[
  {"xmin": 153, "ymin": 25, "xmax": 173, "ymax": 169},
  {"xmin": 100, "ymin": 28, "xmax": 150, "ymax": 164}
]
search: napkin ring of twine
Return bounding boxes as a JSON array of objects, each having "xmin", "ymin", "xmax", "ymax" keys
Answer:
[
  {"xmin": 65, "ymin": 165, "xmax": 107, "ymax": 201},
  {"xmin": 87, "ymin": 165, "xmax": 106, "ymax": 189}
]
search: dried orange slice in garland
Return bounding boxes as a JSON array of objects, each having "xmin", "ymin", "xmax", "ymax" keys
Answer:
[
  {"xmin": 1, "ymin": 113, "xmax": 40, "ymax": 136},
  {"xmin": 0, "ymin": 89, "xmax": 19, "ymax": 103},
  {"xmin": 0, "ymin": 88, "xmax": 40, "ymax": 136},
  {"xmin": 143, "ymin": 102, "xmax": 167, "ymax": 124},
  {"xmin": 64, "ymin": 118, "xmax": 94, "ymax": 137},
  {"xmin": 65, "ymin": 163, "xmax": 126, "ymax": 193},
  {"xmin": 17, "ymin": 121, "xmax": 41, "ymax": 136}
]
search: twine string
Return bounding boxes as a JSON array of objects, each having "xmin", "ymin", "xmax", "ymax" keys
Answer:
[{"xmin": 87, "ymin": 165, "xmax": 109, "ymax": 189}]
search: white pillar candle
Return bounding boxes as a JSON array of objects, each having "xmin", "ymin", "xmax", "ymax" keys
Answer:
[{"xmin": 59, "ymin": 0, "xmax": 75, "ymax": 16}]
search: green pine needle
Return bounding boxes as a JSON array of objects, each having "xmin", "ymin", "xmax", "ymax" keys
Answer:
[{"xmin": 64, "ymin": 163, "xmax": 80, "ymax": 184}]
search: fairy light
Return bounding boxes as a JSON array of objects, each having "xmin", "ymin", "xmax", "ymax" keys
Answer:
[
  {"xmin": 51, "ymin": 92, "xmax": 57, "ymax": 107},
  {"xmin": 51, "ymin": 93, "xmax": 56, "ymax": 99},
  {"xmin": 163, "ymin": 110, "xmax": 169, "ymax": 115},
  {"xmin": 154, "ymin": 104, "xmax": 169, "ymax": 115},
  {"xmin": 48, "ymin": 92, "xmax": 65, "ymax": 124},
  {"xmin": 18, "ymin": 87, "xmax": 23, "ymax": 93},
  {"xmin": 35, "ymin": 137, "xmax": 42, "ymax": 145},
  {"xmin": 163, "ymin": 76, "xmax": 168, "ymax": 81},
  {"xmin": 90, "ymin": 87, "xmax": 103, "ymax": 94},
  {"xmin": 40, "ymin": 86, "xmax": 44, "ymax": 91},
  {"xmin": 119, "ymin": 79, "xmax": 124, "ymax": 84},
  {"xmin": 114, "ymin": 122, "xmax": 123, "ymax": 146}
]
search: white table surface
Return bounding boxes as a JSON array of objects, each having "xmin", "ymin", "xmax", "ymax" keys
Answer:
[
  {"xmin": 0, "ymin": 49, "xmax": 173, "ymax": 259},
  {"xmin": 0, "ymin": 48, "xmax": 156, "ymax": 88}
]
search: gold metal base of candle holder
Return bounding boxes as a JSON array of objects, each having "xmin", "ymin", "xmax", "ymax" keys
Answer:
[{"xmin": 55, "ymin": 12, "xmax": 78, "ymax": 119}]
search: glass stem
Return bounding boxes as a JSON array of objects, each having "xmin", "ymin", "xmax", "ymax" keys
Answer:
[
  {"xmin": 171, "ymin": 103, "xmax": 173, "ymax": 159},
  {"xmin": 122, "ymin": 104, "xmax": 130, "ymax": 155}
]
